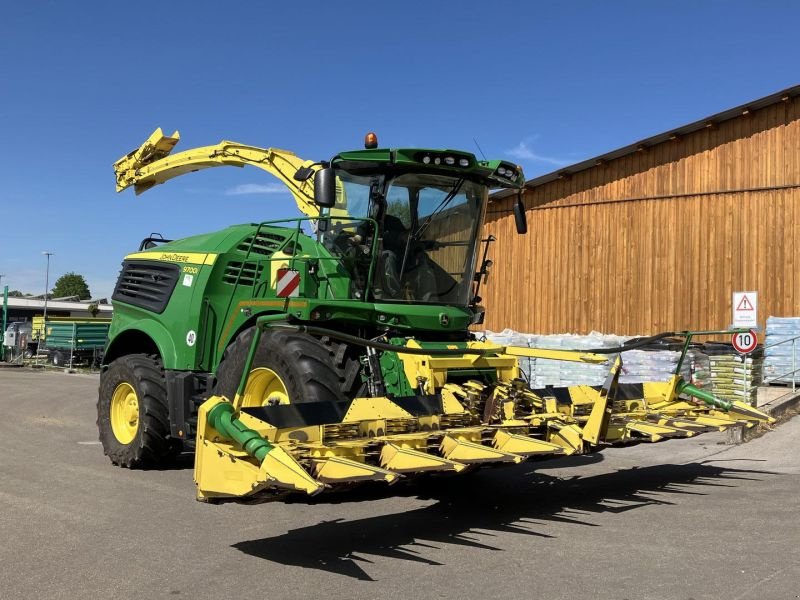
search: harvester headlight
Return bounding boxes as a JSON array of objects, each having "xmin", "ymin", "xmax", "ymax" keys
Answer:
[
  {"xmin": 444, "ymin": 156, "xmax": 455, "ymax": 165},
  {"xmin": 497, "ymin": 167, "xmax": 507, "ymax": 176},
  {"xmin": 422, "ymin": 155, "xmax": 431, "ymax": 164},
  {"xmin": 459, "ymin": 158, "xmax": 469, "ymax": 167},
  {"xmin": 434, "ymin": 157, "xmax": 441, "ymax": 165}
]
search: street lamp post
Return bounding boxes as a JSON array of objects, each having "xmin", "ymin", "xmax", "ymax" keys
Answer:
[
  {"xmin": 42, "ymin": 252, "xmax": 54, "ymax": 351},
  {"xmin": 1, "ymin": 275, "xmax": 5, "ymax": 361}
]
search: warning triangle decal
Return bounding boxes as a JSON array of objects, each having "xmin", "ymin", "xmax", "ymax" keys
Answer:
[{"xmin": 736, "ymin": 295, "xmax": 755, "ymax": 311}]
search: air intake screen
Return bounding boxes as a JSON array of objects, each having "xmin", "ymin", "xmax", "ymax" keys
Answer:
[
  {"xmin": 112, "ymin": 261, "xmax": 180, "ymax": 314},
  {"xmin": 237, "ymin": 231, "xmax": 286, "ymax": 255},
  {"xmin": 222, "ymin": 261, "xmax": 264, "ymax": 286}
]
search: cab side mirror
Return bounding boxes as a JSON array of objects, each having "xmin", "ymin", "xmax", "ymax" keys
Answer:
[
  {"xmin": 314, "ymin": 167, "xmax": 336, "ymax": 208},
  {"xmin": 513, "ymin": 193, "xmax": 527, "ymax": 234}
]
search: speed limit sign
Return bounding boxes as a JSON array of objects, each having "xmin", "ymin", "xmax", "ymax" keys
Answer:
[{"xmin": 731, "ymin": 329, "xmax": 758, "ymax": 354}]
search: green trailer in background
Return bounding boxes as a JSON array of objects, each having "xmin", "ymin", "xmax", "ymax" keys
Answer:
[{"xmin": 43, "ymin": 320, "xmax": 110, "ymax": 367}]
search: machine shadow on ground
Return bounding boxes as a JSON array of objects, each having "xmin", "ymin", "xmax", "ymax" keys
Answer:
[{"xmin": 232, "ymin": 460, "xmax": 773, "ymax": 581}]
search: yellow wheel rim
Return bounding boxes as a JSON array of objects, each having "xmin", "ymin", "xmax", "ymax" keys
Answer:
[
  {"xmin": 241, "ymin": 367, "xmax": 290, "ymax": 406},
  {"xmin": 110, "ymin": 382, "xmax": 139, "ymax": 445}
]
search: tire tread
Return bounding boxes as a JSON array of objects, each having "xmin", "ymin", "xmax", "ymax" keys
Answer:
[
  {"xmin": 97, "ymin": 353, "xmax": 172, "ymax": 468},
  {"xmin": 212, "ymin": 327, "xmax": 361, "ymax": 404}
]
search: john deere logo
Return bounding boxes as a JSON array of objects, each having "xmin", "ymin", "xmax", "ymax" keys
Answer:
[{"xmin": 439, "ymin": 313, "xmax": 450, "ymax": 327}]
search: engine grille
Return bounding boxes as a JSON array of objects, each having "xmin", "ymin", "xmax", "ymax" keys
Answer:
[{"xmin": 112, "ymin": 261, "xmax": 180, "ymax": 314}]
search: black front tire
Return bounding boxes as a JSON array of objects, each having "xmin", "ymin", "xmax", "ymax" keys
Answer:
[
  {"xmin": 212, "ymin": 327, "xmax": 356, "ymax": 404},
  {"xmin": 97, "ymin": 354, "xmax": 172, "ymax": 468}
]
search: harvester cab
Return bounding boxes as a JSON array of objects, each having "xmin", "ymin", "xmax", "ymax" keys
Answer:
[{"xmin": 99, "ymin": 128, "xmax": 772, "ymax": 502}]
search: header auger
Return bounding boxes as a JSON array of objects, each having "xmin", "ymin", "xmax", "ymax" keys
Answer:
[{"xmin": 99, "ymin": 128, "xmax": 772, "ymax": 502}]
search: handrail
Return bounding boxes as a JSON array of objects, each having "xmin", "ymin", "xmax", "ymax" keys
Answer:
[
  {"xmin": 757, "ymin": 331, "xmax": 800, "ymax": 394},
  {"xmin": 225, "ymin": 215, "xmax": 380, "ymax": 306}
]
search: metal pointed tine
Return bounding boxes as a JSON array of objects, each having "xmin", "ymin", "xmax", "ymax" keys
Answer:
[
  {"xmin": 728, "ymin": 401, "xmax": 774, "ymax": 423},
  {"xmin": 313, "ymin": 456, "xmax": 401, "ymax": 484},
  {"xmin": 380, "ymin": 443, "xmax": 467, "ymax": 473},
  {"xmin": 441, "ymin": 435, "xmax": 522, "ymax": 464},
  {"xmin": 493, "ymin": 430, "xmax": 565, "ymax": 456}
]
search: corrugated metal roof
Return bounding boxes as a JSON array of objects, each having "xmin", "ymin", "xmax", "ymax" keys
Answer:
[
  {"xmin": 492, "ymin": 84, "xmax": 800, "ymax": 201},
  {"xmin": 4, "ymin": 298, "xmax": 113, "ymax": 312}
]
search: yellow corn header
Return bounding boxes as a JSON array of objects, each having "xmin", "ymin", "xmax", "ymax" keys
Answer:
[{"xmin": 193, "ymin": 323, "xmax": 772, "ymax": 502}]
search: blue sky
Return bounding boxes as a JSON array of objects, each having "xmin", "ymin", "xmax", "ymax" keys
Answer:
[{"xmin": 1, "ymin": 1, "xmax": 798, "ymax": 298}]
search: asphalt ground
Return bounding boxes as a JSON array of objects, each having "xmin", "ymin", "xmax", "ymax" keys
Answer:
[{"xmin": 0, "ymin": 369, "xmax": 798, "ymax": 600}]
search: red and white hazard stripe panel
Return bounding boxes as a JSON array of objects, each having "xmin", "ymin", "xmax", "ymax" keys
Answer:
[{"xmin": 276, "ymin": 269, "xmax": 301, "ymax": 298}]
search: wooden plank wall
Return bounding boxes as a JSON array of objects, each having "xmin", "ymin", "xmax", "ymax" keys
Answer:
[
  {"xmin": 481, "ymin": 98, "xmax": 800, "ymax": 335},
  {"xmin": 426, "ymin": 204, "xmax": 476, "ymax": 277}
]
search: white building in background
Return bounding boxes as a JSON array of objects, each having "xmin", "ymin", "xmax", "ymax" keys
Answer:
[{"xmin": 2, "ymin": 297, "xmax": 113, "ymax": 322}]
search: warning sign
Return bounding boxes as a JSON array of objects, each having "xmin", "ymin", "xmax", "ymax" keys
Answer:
[
  {"xmin": 276, "ymin": 269, "xmax": 301, "ymax": 298},
  {"xmin": 736, "ymin": 295, "xmax": 754, "ymax": 311},
  {"xmin": 732, "ymin": 291, "xmax": 757, "ymax": 327}
]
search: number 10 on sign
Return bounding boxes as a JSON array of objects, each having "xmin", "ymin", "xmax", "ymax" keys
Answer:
[{"xmin": 731, "ymin": 329, "xmax": 758, "ymax": 355}]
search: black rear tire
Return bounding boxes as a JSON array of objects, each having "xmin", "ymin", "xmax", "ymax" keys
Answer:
[
  {"xmin": 212, "ymin": 327, "xmax": 358, "ymax": 404},
  {"xmin": 97, "ymin": 354, "xmax": 172, "ymax": 468}
]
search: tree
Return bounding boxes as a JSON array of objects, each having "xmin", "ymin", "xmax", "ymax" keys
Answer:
[
  {"xmin": 7, "ymin": 290, "xmax": 26, "ymax": 297},
  {"xmin": 51, "ymin": 273, "xmax": 91, "ymax": 300},
  {"xmin": 386, "ymin": 199, "xmax": 412, "ymax": 228}
]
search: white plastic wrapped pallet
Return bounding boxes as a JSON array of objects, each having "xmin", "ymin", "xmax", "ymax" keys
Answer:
[
  {"xmin": 482, "ymin": 329, "xmax": 710, "ymax": 388},
  {"xmin": 763, "ymin": 316, "xmax": 800, "ymax": 383}
]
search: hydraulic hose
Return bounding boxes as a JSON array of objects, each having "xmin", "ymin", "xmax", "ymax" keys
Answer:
[
  {"xmin": 259, "ymin": 321, "xmax": 758, "ymax": 418},
  {"xmin": 261, "ymin": 322, "xmax": 751, "ymax": 416},
  {"xmin": 265, "ymin": 322, "xmax": 499, "ymax": 356},
  {"xmin": 585, "ymin": 331, "xmax": 681, "ymax": 354},
  {"xmin": 268, "ymin": 322, "xmax": 683, "ymax": 357}
]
